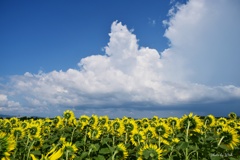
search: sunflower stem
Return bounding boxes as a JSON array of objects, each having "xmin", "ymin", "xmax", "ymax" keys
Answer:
[
  {"xmin": 185, "ymin": 120, "xmax": 190, "ymax": 160},
  {"xmin": 26, "ymin": 140, "xmax": 35, "ymax": 160},
  {"xmin": 113, "ymin": 135, "xmax": 115, "ymax": 147},
  {"xmin": 13, "ymin": 132, "xmax": 19, "ymax": 158},
  {"xmin": 137, "ymin": 134, "xmax": 140, "ymax": 146},
  {"xmin": 83, "ymin": 127, "xmax": 88, "ymax": 151},
  {"xmin": 124, "ymin": 132, "xmax": 128, "ymax": 144},
  {"xmin": 70, "ymin": 126, "xmax": 77, "ymax": 143},
  {"xmin": 24, "ymin": 134, "xmax": 30, "ymax": 159},
  {"xmin": 188, "ymin": 150, "xmax": 197, "ymax": 159},
  {"xmin": 88, "ymin": 148, "xmax": 92, "ymax": 157},
  {"xmin": 65, "ymin": 150, "xmax": 69, "ymax": 160},
  {"xmin": 172, "ymin": 123, "xmax": 176, "ymax": 137},
  {"xmin": 168, "ymin": 146, "xmax": 174, "ymax": 160},
  {"xmin": 217, "ymin": 136, "xmax": 225, "ymax": 147},
  {"xmin": 158, "ymin": 136, "xmax": 161, "ymax": 148},
  {"xmin": 112, "ymin": 150, "xmax": 118, "ymax": 160}
]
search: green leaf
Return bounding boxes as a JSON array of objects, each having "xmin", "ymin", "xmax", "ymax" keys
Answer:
[
  {"xmin": 41, "ymin": 144, "xmax": 50, "ymax": 150},
  {"xmin": 190, "ymin": 144, "xmax": 199, "ymax": 151},
  {"xmin": 30, "ymin": 150, "xmax": 41, "ymax": 156},
  {"xmin": 94, "ymin": 155, "xmax": 106, "ymax": 160},
  {"xmin": 90, "ymin": 143, "xmax": 100, "ymax": 152},
  {"xmin": 101, "ymin": 137, "xmax": 112, "ymax": 144},
  {"xmin": 210, "ymin": 156, "xmax": 222, "ymax": 160},
  {"xmin": 99, "ymin": 148, "xmax": 111, "ymax": 154},
  {"xmin": 167, "ymin": 155, "xmax": 173, "ymax": 160},
  {"xmin": 80, "ymin": 151, "xmax": 88, "ymax": 160},
  {"xmin": 177, "ymin": 142, "xmax": 189, "ymax": 150},
  {"xmin": 206, "ymin": 136, "xmax": 215, "ymax": 141},
  {"xmin": 219, "ymin": 144, "xmax": 229, "ymax": 150}
]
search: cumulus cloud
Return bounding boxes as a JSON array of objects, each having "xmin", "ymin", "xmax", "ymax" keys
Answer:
[
  {"xmin": 1, "ymin": 0, "xmax": 240, "ymax": 117},
  {"xmin": 163, "ymin": 0, "xmax": 240, "ymax": 86},
  {"xmin": 4, "ymin": 20, "xmax": 240, "ymax": 111}
]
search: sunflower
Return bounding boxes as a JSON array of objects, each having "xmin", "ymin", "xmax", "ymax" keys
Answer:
[
  {"xmin": 143, "ymin": 126, "xmax": 157, "ymax": 142},
  {"xmin": 47, "ymin": 147, "xmax": 64, "ymax": 160},
  {"xmin": 151, "ymin": 115, "xmax": 159, "ymax": 122},
  {"xmin": 43, "ymin": 118, "xmax": 52, "ymax": 127},
  {"xmin": 76, "ymin": 120, "xmax": 87, "ymax": 130},
  {"xmin": 217, "ymin": 117, "xmax": 227, "ymax": 125},
  {"xmin": 9, "ymin": 117, "xmax": 19, "ymax": 127},
  {"xmin": 180, "ymin": 112, "xmax": 203, "ymax": 133},
  {"xmin": 204, "ymin": 114, "xmax": 216, "ymax": 127},
  {"xmin": 32, "ymin": 137, "xmax": 43, "ymax": 150},
  {"xmin": 114, "ymin": 143, "xmax": 129, "ymax": 160},
  {"xmin": 3, "ymin": 119, "xmax": 12, "ymax": 129},
  {"xmin": 167, "ymin": 117, "xmax": 180, "ymax": 130},
  {"xmin": 130, "ymin": 130, "xmax": 146, "ymax": 146},
  {"xmin": 28, "ymin": 124, "xmax": 41, "ymax": 139},
  {"xmin": 0, "ymin": 121, "xmax": 3, "ymax": 129},
  {"xmin": 121, "ymin": 116, "xmax": 129, "ymax": 124},
  {"xmin": 227, "ymin": 120, "xmax": 237, "ymax": 129},
  {"xmin": 137, "ymin": 144, "xmax": 163, "ymax": 160},
  {"xmin": 88, "ymin": 114, "xmax": 99, "ymax": 127},
  {"xmin": 53, "ymin": 116, "xmax": 62, "ymax": 125},
  {"xmin": 63, "ymin": 142, "xmax": 78, "ymax": 159},
  {"xmin": 154, "ymin": 122, "xmax": 171, "ymax": 139},
  {"xmin": 20, "ymin": 120, "xmax": 29, "ymax": 129},
  {"xmin": 99, "ymin": 116, "xmax": 109, "ymax": 126},
  {"xmin": 111, "ymin": 119, "xmax": 124, "ymax": 136},
  {"xmin": 11, "ymin": 127, "xmax": 25, "ymax": 140},
  {"xmin": 58, "ymin": 136, "xmax": 66, "ymax": 146},
  {"xmin": 171, "ymin": 137, "xmax": 180, "ymax": 144},
  {"xmin": 87, "ymin": 127, "xmax": 102, "ymax": 140},
  {"xmin": 158, "ymin": 118, "xmax": 166, "ymax": 124},
  {"xmin": 217, "ymin": 126, "xmax": 239, "ymax": 150},
  {"xmin": 141, "ymin": 121, "xmax": 150, "ymax": 129},
  {"xmin": 141, "ymin": 118, "xmax": 149, "ymax": 123},
  {"xmin": 100, "ymin": 124, "xmax": 110, "ymax": 134},
  {"xmin": 55, "ymin": 117, "xmax": 64, "ymax": 129},
  {"xmin": 124, "ymin": 119, "xmax": 138, "ymax": 133},
  {"xmin": 235, "ymin": 126, "xmax": 240, "ymax": 135},
  {"xmin": 63, "ymin": 110, "xmax": 75, "ymax": 119},
  {"xmin": 135, "ymin": 119, "xmax": 142, "ymax": 127},
  {"xmin": 79, "ymin": 115, "xmax": 90, "ymax": 123},
  {"xmin": 228, "ymin": 112, "xmax": 237, "ymax": 120},
  {"xmin": 70, "ymin": 118, "xmax": 77, "ymax": 126},
  {"xmin": 31, "ymin": 145, "xmax": 64, "ymax": 160},
  {"xmin": 149, "ymin": 120, "xmax": 158, "ymax": 128},
  {"xmin": 0, "ymin": 132, "xmax": 16, "ymax": 159},
  {"xmin": 42, "ymin": 126, "xmax": 51, "ymax": 136},
  {"xmin": 34, "ymin": 119, "xmax": 43, "ymax": 126},
  {"xmin": 214, "ymin": 124, "xmax": 224, "ymax": 133}
]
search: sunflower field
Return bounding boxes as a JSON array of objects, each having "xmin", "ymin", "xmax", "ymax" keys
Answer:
[{"xmin": 1, "ymin": 111, "xmax": 240, "ymax": 160}]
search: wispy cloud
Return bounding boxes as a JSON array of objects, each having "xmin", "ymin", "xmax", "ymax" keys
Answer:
[
  {"xmin": 148, "ymin": 18, "xmax": 156, "ymax": 26},
  {"xmin": 1, "ymin": 0, "xmax": 240, "ymax": 117}
]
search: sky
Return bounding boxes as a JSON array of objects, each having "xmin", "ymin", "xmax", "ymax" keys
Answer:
[{"xmin": 0, "ymin": 0, "xmax": 240, "ymax": 118}]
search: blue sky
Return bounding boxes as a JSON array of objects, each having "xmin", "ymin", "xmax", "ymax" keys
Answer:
[
  {"xmin": 0, "ymin": 0, "xmax": 172, "ymax": 75},
  {"xmin": 1, "ymin": 0, "xmax": 240, "ymax": 118}
]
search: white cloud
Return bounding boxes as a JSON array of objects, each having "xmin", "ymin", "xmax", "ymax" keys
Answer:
[
  {"xmin": 163, "ymin": 0, "xmax": 240, "ymax": 86},
  {"xmin": 1, "ymin": 0, "xmax": 240, "ymax": 117},
  {"xmin": 0, "ymin": 94, "xmax": 8, "ymax": 102},
  {"xmin": 0, "ymin": 94, "xmax": 21, "ymax": 112},
  {"xmin": 4, "ymin": 20, "xmax": 240, "ymax": 113}
]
